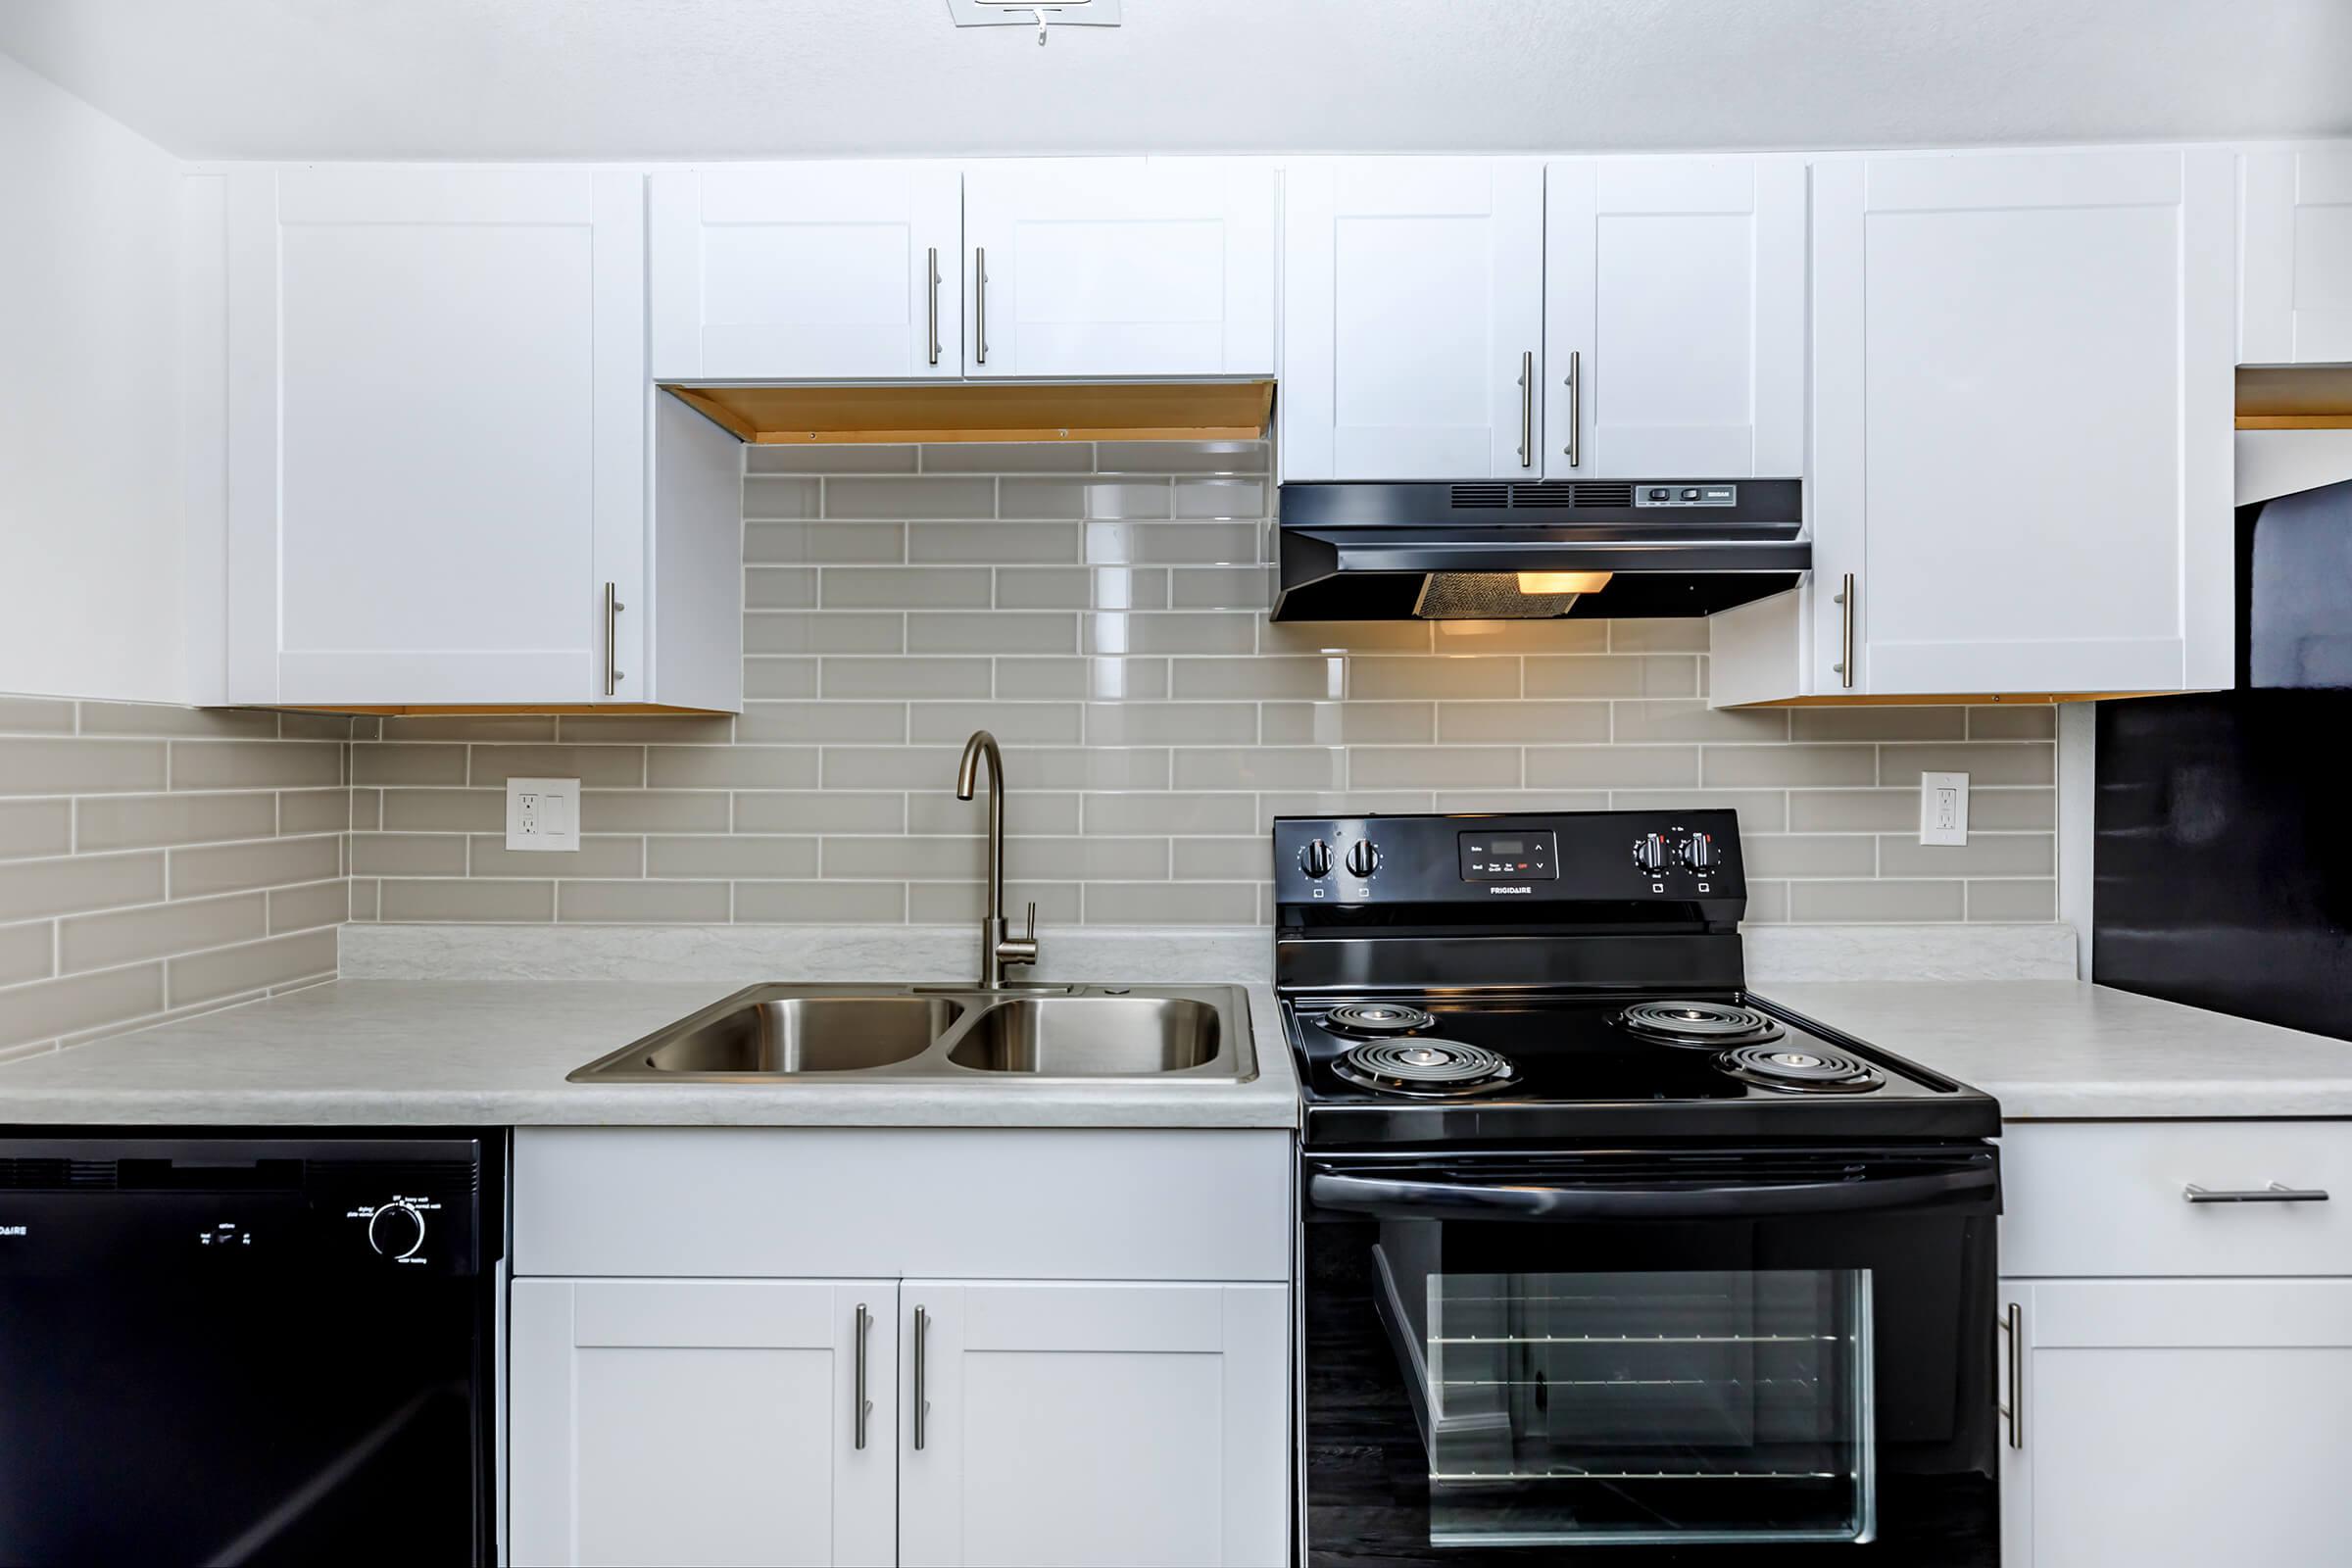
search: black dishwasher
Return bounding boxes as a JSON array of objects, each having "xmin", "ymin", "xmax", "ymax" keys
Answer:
[{"xmin": 0, "ymin": 1131, "xmax": 501, "ymax": 1566}]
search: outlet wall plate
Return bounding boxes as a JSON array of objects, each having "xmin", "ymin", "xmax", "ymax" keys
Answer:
[
  {"xmin": 1919, "ymin": 770, "xmax": 1970, "ymax": 847},
  {"xmin": 507, "ymin": 777, "xmax": 580, "ymax": 853}
]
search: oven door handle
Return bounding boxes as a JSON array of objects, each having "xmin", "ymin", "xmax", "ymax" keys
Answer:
[{"xmin": 1308, "ymin": 1164, "xmax": 1995, "ymax": 1221}]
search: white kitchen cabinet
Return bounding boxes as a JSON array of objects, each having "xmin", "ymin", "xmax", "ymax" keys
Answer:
[
  {"xmin": 509, "ymin": 1129, "xmax": 1293, "ymax": 1568},
  {"xmin": 1997, "ymin": 1278, "xmax": 2352, "ymax": 1568},
  {"xmin": 650, "ymin": 163, "xmax": 962, "ymax": 381},
  {"xmin": 1996, "ymin": 1120, "xmax": 2352, "ymax": 1567},
  {"xmin": 220, "ymin": 167, "xmax": 741, "ymax": 710},
  {"xmin": 1280, "ymin": 157, "xmax": 1545, "ymax": 480},
  {"xmin": 960, "ymin": 159, "xmax": 1275, "ymax": 379},
  {"xmin": 1544, "ymin": 156, "xmax": 1806, "ymax": 478},
  {"xmin": 899, "ymin": 1282, "xmax": 1287, "ymax": 1568},
  {"xmin": 2240, "ymin": 146, "xmax": 2352, "ymax": 365},
  {"xmin": 510, "ymin": 1278, "xmax": 898, "ymax": 1568},
  {"xmin": 1711, "ymin": 147, "xmax": 2234, "ymax": 705}
]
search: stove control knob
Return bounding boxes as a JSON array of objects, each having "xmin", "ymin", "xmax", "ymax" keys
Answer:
[
  {"xmin": 1299, "ymin": 839, "xmax": 1334, "ymax": 879},
  {"xmin": 1633, "ymin": 833, "xmax": 1669, "ymax": 875},
  {"xmin": 367, "ymin": 1201, "xmax": 426, "ymax": 1261},
  {"xmin": 1345, "ymin": 840, "xmax": 1381, "ymax": 878},
  {"xmin": 1683, "ymin": 833, "xmax": 1716, "ymax": 872}
]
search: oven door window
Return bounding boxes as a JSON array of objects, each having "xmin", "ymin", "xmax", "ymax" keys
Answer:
[{"xmin": 1399, "ymin": 1260, "xmax": 1875, "ymax": 1547}]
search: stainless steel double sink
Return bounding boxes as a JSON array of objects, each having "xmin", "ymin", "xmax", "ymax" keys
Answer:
[{"xmin": 567, "ymin": 982, "xmax": 1255, "ymax": 1084}]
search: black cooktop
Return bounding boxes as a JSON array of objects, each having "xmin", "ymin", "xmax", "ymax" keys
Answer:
[{"xmin": 1284, "ymin": 989, "xmax": 1997, "ymax": 1147}]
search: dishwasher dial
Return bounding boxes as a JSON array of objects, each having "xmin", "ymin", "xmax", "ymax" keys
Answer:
[{"xmin": 367, "ymin": 1201, "xmax": 426, "ymax": 1260}]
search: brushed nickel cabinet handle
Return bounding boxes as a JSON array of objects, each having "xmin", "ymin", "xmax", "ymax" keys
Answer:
[
  {"xmin": 974, "ymin": 249, "xmax": 988, "ymax": 366},
  {"xmin": 2183, "ymin": 1182, "xmax": 2330, "ymax": 1202},
  {"xmin": 1999, "ymin": 1301, "xmax": 2023, "ymax": 1449},
  {"xmin": 853, "ymin": 1302, "xmax": 872, "ymax": 1450},
  {"xmin": 926, "ymin": 246, "xmax": 942, "ymax": 367},
  {"xmin": 1563, "ymin": 350, "xmax": 1581, "ymax": 467},
  {"xmin": 912, "ymin": 1304, "xmax": 930, "ymax": 1450},
  {"xmin": 1516, "ymin": 350, "xmax": 1534, "ymax": 468},
  {"xmin": 603, "ymin": 581, "xmax": 625, "ymax": 697},
  {"xmin": 1833, "ymin": 572, "xmax": 1855, "ymax": 690}
]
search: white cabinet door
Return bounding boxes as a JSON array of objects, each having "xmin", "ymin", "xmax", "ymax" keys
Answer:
[
  {"xmin": 650, "ymin": 162, "xmax": 962, "ymax": 380},
  {"xmin": 900, "ymin": 1281, "xmax": 1288, "ymax": 1568},
  {"xmin": 1545, "ymin": 156, "xmax": 1806, "ymax": 477},
  {"xmin": 224, "ymin": 167, "xmax": 647, "ymax": 706},
  {"xmin": 2000, "ymin": 1278, "xmax": 2352, "ymax": 1568},
  {"xmin": 511, "ymin": 1278, "xmax": 897, "ymax": 1568},
  {"xmin": 1813, "ymin": 148, "xmax": 2234, "ymax": 697},
  {"xmin": 959, "ymin": 159, "xmax": 1275, "ymax": 378},
  {"xmin": 1281, "ymin": 157, "xmax": 1544, "ymax": 480},
  {"xmin": 2240, "ymin": 146, "xmax": 2352, "ymax": 365}
]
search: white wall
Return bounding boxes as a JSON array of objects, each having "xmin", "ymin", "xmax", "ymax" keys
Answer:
[{"xmin": 0, "ymin": 50, "xmax": 187, "ymax": 703}]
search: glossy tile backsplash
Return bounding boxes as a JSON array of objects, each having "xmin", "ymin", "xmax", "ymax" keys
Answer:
[
  {"xmin": 342, "ymin": 439, "xmax": 2059, "ymax": 929},
  {"xmin": 0, "ymin": 699, "xmax": 350, "ymax": 1056}
]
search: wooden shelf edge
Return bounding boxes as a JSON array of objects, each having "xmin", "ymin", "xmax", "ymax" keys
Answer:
[
  {"xmin": 265, "ymin": 704, "xmax": 735, "ymax": 716},
  {"xmin": 1720, "ymin": 691, "xmax": 2166, "ymax": 709},
  {"xmin": 663, "ymin": 379, "xmax": 1274, "ymax": 445}
]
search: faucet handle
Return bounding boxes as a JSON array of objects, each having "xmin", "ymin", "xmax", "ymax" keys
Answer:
[{"xmin": 997, "ymin": 901, "xmax": 1041, "ymax": 967}]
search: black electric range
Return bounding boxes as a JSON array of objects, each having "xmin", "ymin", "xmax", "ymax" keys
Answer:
[{"xmin": 1277, "ymin": 809, "xmax": 2002, "ymax": 1567}]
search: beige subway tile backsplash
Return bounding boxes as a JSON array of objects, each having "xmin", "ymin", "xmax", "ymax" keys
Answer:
[
  {"xmin": 315, "ymin": 438, "xmax": 2056, "ymax": 933},
  {"xmin": 0, "ymin": 701, "xmax": 349, "ymax": 1052}
]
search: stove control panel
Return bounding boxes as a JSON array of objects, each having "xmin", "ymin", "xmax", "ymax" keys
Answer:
[{"xmin": 1274, "ymin": 809, "xmax": 1743, "ymax": 909}]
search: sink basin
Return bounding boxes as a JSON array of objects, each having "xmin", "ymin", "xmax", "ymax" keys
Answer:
[
  {"xmin": 948, "ymin": 997, "xmax": 1221, "ymax": 1075},
  {"xmin": 567, "ymin": 983, "xmax": 1254, "ymax": 1084},
  {"xmin": 570, "ymin": 990, "xmax": 963, "ymax": 1079}
]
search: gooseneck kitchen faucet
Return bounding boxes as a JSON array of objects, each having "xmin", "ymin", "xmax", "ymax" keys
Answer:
[{"xmin": 956, "ymin": 730, "xmax": 1040, "ymax": 989}]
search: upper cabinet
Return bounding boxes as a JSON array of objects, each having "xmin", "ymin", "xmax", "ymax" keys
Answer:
[
  {"xmin": 220, "ymin": 167, "xmax": 741, "ymax": 711},
  {"xmin": 650, "ymin": 162, "xmax": 962, "ymax": 381},
  {"xmin": 2240, "ymin": 147, "xmax": 2352, "ymax": 365},
  {"xmin": 1278, "ymin": 155, "xmax": 1804, "ymax": 483},
  {"xmin": 1280, "ymin": 158, "xmax": 1544, "ymax": 480},
  {"xmin": 1544, "ymin": 157, "xmax": 1806, "ymax": 477},
  {"xmin": 962, "ymin": 159, "xmax": 1276, "ymax": 378},
  {"xmin": 1712, "ymin": 147, "xmax": 2235, "ymax": 705},
  {"xmin": 649, "ymin": 159, "xmax": 1275, "ymax": 384}
]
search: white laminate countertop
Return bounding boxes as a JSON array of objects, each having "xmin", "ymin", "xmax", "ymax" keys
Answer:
[
  {"xmin": 0, "ymin": 979, "xmax": 1299, "ymax": 1130},
  {"xmin": 1764, "ymin": 981, "xmax": 2352, "ymax": 1120}
]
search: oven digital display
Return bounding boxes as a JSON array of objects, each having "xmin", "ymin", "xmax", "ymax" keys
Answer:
[{"xmin": 1458, "ymin": 830, "xmax": 1557, "ymax": 881}]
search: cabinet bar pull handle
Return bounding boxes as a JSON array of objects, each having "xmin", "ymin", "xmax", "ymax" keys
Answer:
[
  {"xmin": 602, "ymin": 581, "xmax": 625, "ymax": 697},
  {"xmin": 1832, "ymin": 572, "xmax": 1855, "ymax": 689},
  {"xmin": 1563, "ymin": 349, "xmax": 1581, "ymax": 468},
  {"xmin": 1999, "ymin": 1301, "xmax": 2023, "ymax": 1449},
  {"xmin": 853, "ymin": 1302, "xmax": 872, "ymax": 1450},
  {"xmin": 974, "ymin": 249, "xmax": 988, "ymax": 366},
  {"xmin": 2183, "ymin": 1182, "xmax": 2331, "ymax": 1202},
  {"xmin": 926, "ymin": 246, "xmax": 942, "ymax": 367},
  {"xmin": 1516, "ymin": 350, "xmax": 1534, "ymax": 468},
  {"xmin": 912, "ymin": 1304, "xmax": 930, "ymax": 1450}
]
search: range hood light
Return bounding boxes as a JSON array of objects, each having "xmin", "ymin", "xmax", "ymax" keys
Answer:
[{"xmin": 1517, "ymin": 570, "xmax": 1614, "ymax": 596}]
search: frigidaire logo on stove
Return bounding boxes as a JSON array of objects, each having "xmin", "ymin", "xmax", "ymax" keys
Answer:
[
  {"xmin": 0, "ymin": 1225, "xmax": 26, "ymax": 1237},
  {"xmin": 1488, "ymin": 885, "xmax": 1534, "ymax": 895}
]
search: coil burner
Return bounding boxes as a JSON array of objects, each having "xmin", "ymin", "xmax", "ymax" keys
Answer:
[
  {"xmin": 1615, "ymin": 1000, "xmax": 1786, "ymax": 1049},
  {"xmin": 1334, "ymin": 1039, "xmax": 1518, "ymax": 1099},
  {"xmin": 1718, "ymin": 1044, "xmax": 1885, "ymax": 1095},
  {"xmin": 1321, "ymin": 1003, "xmax": 1438, "ymax": 1038}
]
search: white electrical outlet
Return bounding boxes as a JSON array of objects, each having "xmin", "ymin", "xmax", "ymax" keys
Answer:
[
  {"xmin": 506, "ymin": 777, "xmax": 580, "ymax": 852},
  {"xmin": 1919, "ymin": 770, "xmax": 1969, "ymax": 847}
]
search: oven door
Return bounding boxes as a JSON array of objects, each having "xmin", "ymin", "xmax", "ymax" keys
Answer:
[{"xmin": 1301, "ymin": 1146, "xmax": 1999, "ymax": 1566}]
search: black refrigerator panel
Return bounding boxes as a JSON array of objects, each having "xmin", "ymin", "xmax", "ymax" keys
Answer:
[{"xmin": 2094, "ymin": 483, "xmax": 2352, "ymax": 1040}]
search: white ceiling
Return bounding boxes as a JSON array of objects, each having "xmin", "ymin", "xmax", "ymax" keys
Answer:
[{"xmin": 2, "ymin": 0, "xmax": 2347, "ymax": 163}]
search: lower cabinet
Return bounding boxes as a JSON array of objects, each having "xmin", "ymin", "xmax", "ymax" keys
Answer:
[
  {"xmin": 510, "ymin": 1276, "xmax": 1287, "ymax": 1568},
  {"xmin": 899, "ymin": 1282, "xmax": 1287, "ymax": 1568},
  {"xmin": 510, "ymin": 1278, "xmax": 899, "ymax": 1567},
  {"xmin": 1997, "ymin": 1119, "xmax": 2352, "ymax": 1566},
  {"xmin": 1998, "ymin": 1277, "xmax": 2352, "ymax": 1567}
]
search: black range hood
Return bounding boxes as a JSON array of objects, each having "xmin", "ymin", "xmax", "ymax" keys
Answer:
[{"xmin": 1273, "ymin": 478, "xmax": 1809, "ymax": 621}]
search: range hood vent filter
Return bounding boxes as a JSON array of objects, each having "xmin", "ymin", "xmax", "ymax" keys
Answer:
[{"xmin": 1413, "ymin": 573, "xmax": 1580, "ymax": 619}]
